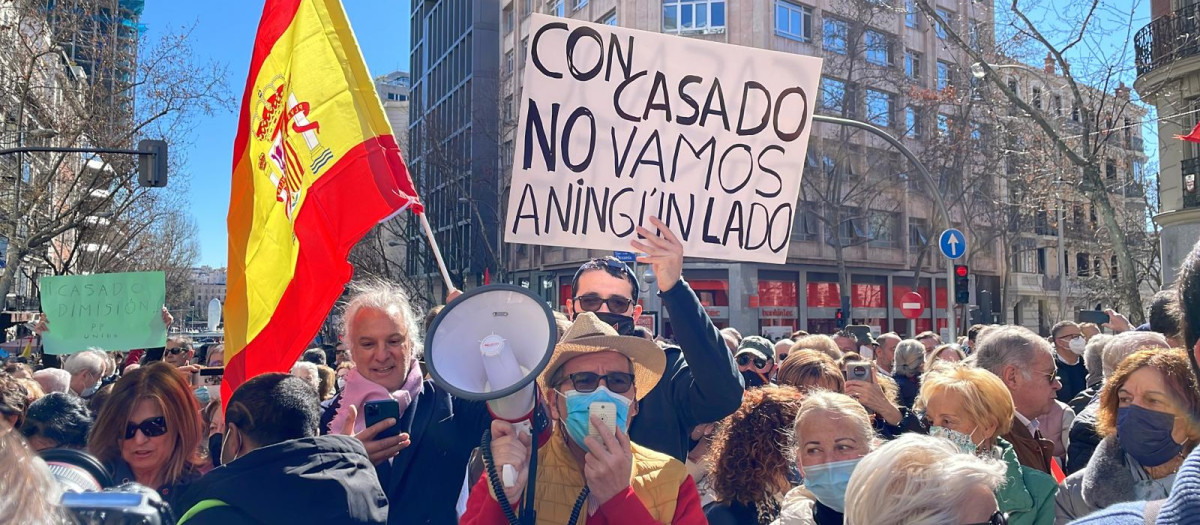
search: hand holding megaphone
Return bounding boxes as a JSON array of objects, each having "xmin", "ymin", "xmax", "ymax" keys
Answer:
[{"xmin": 488, "ymin": 419, "xmax": 531, "ymax": 503}]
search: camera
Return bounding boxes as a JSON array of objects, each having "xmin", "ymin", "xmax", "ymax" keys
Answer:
[
  {"xmin": 61, "ymin": 483, "xmax": 176, "ymax": 525},
  {"xmin": 845, "ymin": 362, "xmax": 873, "ymax": 383}
]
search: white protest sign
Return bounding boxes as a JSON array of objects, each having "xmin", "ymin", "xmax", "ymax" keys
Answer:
[{"xmin": 506, "ymin": 14, "xmax": 823, "ymax": 264}]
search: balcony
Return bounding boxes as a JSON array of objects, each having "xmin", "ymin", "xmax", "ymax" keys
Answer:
[
  {"xmin": 1135, "ymin": 4, "xmax": 1200, "ymax": 77},
  {"xmin": 1184, "ymin": 156, "xmax": 1200, "ymax": 208}
]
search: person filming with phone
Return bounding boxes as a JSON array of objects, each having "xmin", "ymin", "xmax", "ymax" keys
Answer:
[{"xmin": 461, "ymin": 312, "xmax": 705, "ymax": 524}]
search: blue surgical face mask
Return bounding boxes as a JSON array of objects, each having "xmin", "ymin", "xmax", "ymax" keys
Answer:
[
  {"xmin": 81, "ymin": 379, "xmax": 101, "ymax": 398},
  {"xmin": 802, "ymin": 457, "xmax": 861, "ymax": 513},
  {"xmin": 194, "ymin": 385, "xmax": 211, "ymax": 405},
  {"xmin": 931, "ymin": 425, "xmax": 979, "ymax": 455},
  {"xmin": 1118, "ymin": 405, "xmax": 1183, "ymax": 467},
  {"xmin": 558, "ymin": 386, "xmax": 632, "ymax": 452}
]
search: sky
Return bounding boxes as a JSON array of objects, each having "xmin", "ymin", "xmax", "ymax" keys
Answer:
[{"xmin": 139, "ymin": 1, "xmax": 412, "ymax": 267}]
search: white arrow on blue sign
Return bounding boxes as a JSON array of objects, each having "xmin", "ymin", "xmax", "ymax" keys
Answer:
[{"xmin": 939, "ymin": 229, "xmax": 966, "ymax": 259}]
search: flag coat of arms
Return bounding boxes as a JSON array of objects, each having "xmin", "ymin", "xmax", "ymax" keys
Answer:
[{"xmin": 224, "ymin": 0, "xmax": 422, "ymax": 399}]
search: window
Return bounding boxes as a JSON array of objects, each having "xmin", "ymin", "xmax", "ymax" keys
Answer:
[
  {"xmin": 865, "ymin": 89, "xmax": 894, "ymax": 127},
  {"xmin": 905, "ymin": 0, "xmax": 919, "ymax": 28},
  {"xmin": 600, "ymin": 10, "xmax": 616, "ymax": 25},
  {"xmin": 1076, "ymin": 253, "xmax": 1091, "ymax": 277},
  {"xmin": 1072, "ymin": 105, "xmax": 1080, "ymax": 122},
  {"xmin": 823, "ymin": 17, "xmax": 849, "ymax": 54},
  {"xmin": 969, "ymin": 121, "xmax": 983, "ymax": 147},
  {"xmin": 1007, "ymin": 78, "xmax": 1019, "ymax": 99},
  {"xmin": 905, "ymin": 50, "xmax": 922, "ymax": 81},
  {"xmin": 503, "ymin": 5, "xmax": 514, "ymax": 35},
  {"xmin": 663, "ymin": 0, "xmax": 726, "ymax": 33},
  {"xmin": 792, "ymin": 207, "xmax": 819, "ymax": 240},
  {"xmin": 504, "ymin": 49, "xmax": 514, "ymax": 76},
  {"xmin": 909, "ymin": 219, "xmax": 929, "ymax": 252},
  {"xmin": 1052, "ymin": 94, "xmax": 1063, "ymax": 116},
  {"xmin": 574, "ymin": 0, "xmax": 587, "ymax": 9},
  {"xmin": 936, "ymin": 60, "xmax": 952, "ymax": 91},
  {"xmin": 865, "ymin": 30, "xmax": 892, "ymax": 65},
  {"xmin": 820, "ymin": 76, "xmax": 846, "ymax": 114},
  {"xmin": 935, "ymin": 9, "xmax": 954, "ymax": 40},
  {"xmin": 1106, "ymin": 160, "xmax": 1117, "ymax": 181},
  {"xmin": 867, "ymin": 211, "xmax": 900, "ymax": 248},
  {"xmin": 937, "ymin": 113, "xmax": 951, "ymax": 137},
  {"xmin": 905, "ymin": 106, "xmax": 923, "ymax": 138},
  {"xmin": 521, "ymin": 37, "xmax": 528, "ymax": 65},
  {"xmin": 1124, "ymin": 117, "xmax": 1133, "ymax": 145},
  {"xmin": 775, "ymin": 1, "xmax": 813, "ymax": 42},
  {"xmin": 1032, "ymin": 87, "xmax": 1042, "ymax": 110},
  {"xmin": 504, "ymin": 94, "xmax": 514, "ymax": 122},
  {"xmin": 551, "ymin": 0, "xmax": 564, "ymax": 17}
]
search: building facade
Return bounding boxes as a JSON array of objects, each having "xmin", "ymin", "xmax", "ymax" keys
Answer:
[
  {"xmin": 1134, "ymin": 0, "xmax": 1200, "ymax": 287},
  {"xmin": 407, "ymin": 0, "xmax": 502, "ymax": 300},
  {"xmin": 188, "ymin": 266, "xmax": 226, "ymax": 329}
]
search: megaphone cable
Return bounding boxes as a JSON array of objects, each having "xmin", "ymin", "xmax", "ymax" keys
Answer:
[{"xmin": 480, "ymin": 426, "xmax": 590, "ymax": 525}]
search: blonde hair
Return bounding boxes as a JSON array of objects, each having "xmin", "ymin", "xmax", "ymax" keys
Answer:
[
  {"xmin": 917, "ymin": 363, "xmax": 1014, "ymax": 440},
  {"xmin": 790, "ymin": 334, "xmax": 843, "ymax": 361},
  {"xmin": 792, "ymin": 390, "xmax": 875, "ymax": 458},
  {"xmin": 923, "ymin": 344, "xmax": 966, "ymax": 373},
  {"xmin": 845, "ymin": 434, "xmax": 1006, "ymax": 525}
]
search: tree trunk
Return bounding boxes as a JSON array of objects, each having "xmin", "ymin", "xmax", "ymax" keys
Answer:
[{"xmin": 1082, "ymin": 165, "xmax": 1145, "ymax": 324}]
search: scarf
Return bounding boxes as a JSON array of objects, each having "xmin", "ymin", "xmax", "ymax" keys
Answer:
[{"xmin": 330, "ymin": 358, "xmax": 423, "ymax": 434}]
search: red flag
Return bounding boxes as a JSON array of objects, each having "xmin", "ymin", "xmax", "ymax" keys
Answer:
[
  {"xmin": 1177, "ymin": 122, "xmax": 1200, "ymax": 143},
  {"xmin": 484, "ymin": 267, "xmax": 491, "ymax": 285},
  {"xmin": 224, "ymin": 0, "xmax": 422, "ymax": 401}
]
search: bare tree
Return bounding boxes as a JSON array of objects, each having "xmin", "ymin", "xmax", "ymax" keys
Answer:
[
  {"xmin": 0, "ymin": 0, "xmax": 231, "ymax": 303},
  {"xmin": 915, "ymin": 0, "xmax": 1155, "ymax": 323}
]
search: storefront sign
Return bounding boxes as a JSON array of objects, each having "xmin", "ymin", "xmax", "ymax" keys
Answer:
[{"xmin": 759, "ymin": 306, "xmax": 798, "ymax": 319}]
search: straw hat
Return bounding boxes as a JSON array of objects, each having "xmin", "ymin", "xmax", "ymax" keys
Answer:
[{"xmin": 538, "ymin": 312, "xmax": 665, "ymax": 400}]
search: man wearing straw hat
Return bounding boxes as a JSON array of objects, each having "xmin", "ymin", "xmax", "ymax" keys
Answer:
[{"xmin": 461, "ymin": 312, "xmax": 706, "ymax": 524}]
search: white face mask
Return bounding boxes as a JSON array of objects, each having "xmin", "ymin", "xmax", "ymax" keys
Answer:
[
  {"xmin": 1069, "ymin": 336, "xmax": 1086, "ymax": 355},
  {"xmin": 859, "ymin": 345, "xmax": 875, "ymax": 360}
]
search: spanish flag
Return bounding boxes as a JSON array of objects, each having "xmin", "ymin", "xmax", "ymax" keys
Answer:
[{"xmin": 223, "ymin": 0, "xmax": 422, "ymax": 400}]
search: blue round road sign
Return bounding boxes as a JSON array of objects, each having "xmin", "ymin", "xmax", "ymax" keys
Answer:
[{"xmin": 939, "ymin": 229, "xmax": 966, "ymax": 259}]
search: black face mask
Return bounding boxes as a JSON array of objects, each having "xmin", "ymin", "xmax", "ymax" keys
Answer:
[
  {"xmin": 741, "ymin": 370, "xmax": 767, "ymax": 388},
  {"xmin": 209, "ymin": 433, "xmax": 224, "ymax": 467},
  {"xmin": 590, "ymin": 311, "xmax": 636, "ymax": 336}
]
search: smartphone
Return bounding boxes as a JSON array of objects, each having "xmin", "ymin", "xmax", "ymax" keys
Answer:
[
  {"xmin": 845, "ymin": 361, "xmax": 874, "ymax": 383},
  {"xmin": 1076, "ymin": 309, "xmax": 1108, "ymax": 325},
  {"xmin": 363, "ymin": 399, "xmax": 401, "ymax": 439},
  {"xmin": 198, "ymin": 366, "xmax": 224, "ymax": 386},
  {"xmin": 587, "ymin": 401, "xmax": 617, "ymax": 442}
]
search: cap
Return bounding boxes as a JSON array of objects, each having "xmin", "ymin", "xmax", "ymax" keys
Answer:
[{"xmin": 735, "ymin": 335, "xmax": 775, "ymax": 361}]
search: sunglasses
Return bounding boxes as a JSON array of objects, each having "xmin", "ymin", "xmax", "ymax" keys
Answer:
[
  {"xmin": 559, "ymin": 371, "xmax": 634, "ymax": 394},
  {"xmin": 736, "ymin": 354, "xmax": 768, "ymax": 369},
  {"xmin": 573, "ymin": 294, "xmax": 633, "ymax": 314},
  {"xmin": 124, "ymin": 416, "xmax": 168, "ymax": 440},
  {"xmin": 963, "ymin": 511, "xmax": 1007, "ymax": 525},
  {"xmin": 166, "ymin": 347, "xmax": 187, "ymax": 355}
]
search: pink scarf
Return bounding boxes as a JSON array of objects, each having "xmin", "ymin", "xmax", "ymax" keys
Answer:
[{"xmin": 330, "ymin": 358, "xmax": 423, "ymax": 434}]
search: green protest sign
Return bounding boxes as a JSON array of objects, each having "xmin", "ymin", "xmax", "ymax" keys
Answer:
[{"xmin": 39, "ymin": 271, "xmax": 166, "ymax": 355}]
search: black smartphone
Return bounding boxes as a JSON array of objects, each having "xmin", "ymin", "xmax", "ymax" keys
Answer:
[
  {"xmin": 363, "ymin": 399, "xmax": 401, "ymax": 438},
  {"xmin": 197, "ymin": 366, "xmax": 224, "ymax": 386},
  {"xmin": 1076, "ymin": 309, "xmax": 1108, "ymax": 325}
]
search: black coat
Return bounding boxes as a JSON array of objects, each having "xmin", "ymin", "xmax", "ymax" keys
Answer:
[
  {"xmin": 174, "ymin": 435, "xmax": 387, "ymax": 524},
  {"xmin": 320, "ymin": 380, "xmax": 490, "ymax": 525},
  {"xmin": 628, "ymin": 278, "xmax": 745, "ymax": 461},
  {"xmin": 895, "ymin": 374, "xmax": 920, "ymax": 409}
]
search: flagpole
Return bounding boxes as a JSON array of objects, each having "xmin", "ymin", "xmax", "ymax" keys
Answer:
[{"xmin": 418, "ymin": 211, "xmax": 457, "ymax": 294}]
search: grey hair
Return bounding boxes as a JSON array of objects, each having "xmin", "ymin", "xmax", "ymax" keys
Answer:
[
  {"xmin": 1102, "ymin": 331, "xmax": 1170, "ymax": 379},
  {"xmin": 844, "ymin": 433, "xmax": 1006, "ymax": 525},
  {"xmin": 972, "ymin": 325, "xmax": 1053, "ymax": 379},
  {"xmin": 892, "ymin": 340, "xmax": 925, "ymax": 377},
  {"xmin": 341, "ymin": 279, "xmax": 424, "ymax": 358},
  {"xmin": 290, "ymin": 361, "xmax": 321, "ymax": 392},
  {"xmin": 32, "ymin": 369, "xmax": 71, "ymax": 395},
  {"xmin": 63, "ymin": 351, "xmax": 104, "ymax": 377},
  {"xmin": 792, "ymin": 390, "xmax": 876, "ymax": 457},
  {"xmin": 1084, "ymin": 334, "xmax": 1114, "ymax": 385}
]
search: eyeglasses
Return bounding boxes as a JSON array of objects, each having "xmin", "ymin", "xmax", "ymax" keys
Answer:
[
  {"xmin": 124, "ymin": 416, "xmax": 168, "ymax": 440},
  {"xmin": 1029, "ymin": 368, "xmax": 1059, "ymax": 386},
  {"xmin": 573, "ymin": 293, "xmax": 634, "ymax": 314},
  {"xmin": 778, "ymin": 353, "xmax": 789, "ymax": 362},
  {"xmin": 963, "ymin": 511, "xmax": 1008, "ymax": 525},
  {"xmin": 736, "ymin": 354, "xmax": 768, "ymax": 369},
  {"xmin": 1056, "ymin": 333, "xmax": 1082, "ymax": 340},
  {"xmin": 559, "ymin": 371, "xmax": 634, "ymax": 394},
  {"xmin": 166, "ymin": 347, "xmax": 187, "ymax": 355}
]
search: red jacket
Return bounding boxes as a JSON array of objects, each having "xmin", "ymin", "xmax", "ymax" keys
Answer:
[{"xmin": 461, "ymin": 473, "xmax": 707, "ymax": 524}]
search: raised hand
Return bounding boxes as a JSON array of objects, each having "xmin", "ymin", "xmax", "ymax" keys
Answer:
[{"xmin": 631, "ymin": 217, "xmax": 684, "ymax": 293}]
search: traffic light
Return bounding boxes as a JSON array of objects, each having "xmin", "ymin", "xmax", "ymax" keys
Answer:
[
  {"xmin": 835, "ymin": 308, "xmax": 846, "ymax": 329},
  {"xmin": 138, "ymin": 139, "xmax": 168, "ymax": 187},
  {"xmin": 954, "ymin": 265, "xmax": 970, "ymax": 304}
]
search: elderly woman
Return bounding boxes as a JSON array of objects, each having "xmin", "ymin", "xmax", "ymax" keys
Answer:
[
  {"xmin": 776, "ymin": 350, "xmax": 845, "ymax": 393},
  {"xmin": 924, "ymin": 344, "xmax": 966, "ymax": 371},
  {"xmin": 920, "ymin": 363, "xmax": 1057, "ymax": 524},
  {"xmin": 1055, "ymin": 349, "xmax": 1200, "ymax": 523},
  {"xmin": 773, "ymin": 391, "xmax": 875, "ymax": 525},
  {"xmin": 290, "ymin": 361, "xmax": 321, "ymax": 393},
  {"xmin": 705, "ymin": 386, "xmax": 805, "ymax": 524},
  {"xmin": 891, "ymin": 339, "xmax": 925, "ymax": 408},
  {"xmin": 87, "ymin": 361, "xmax": 203, "ymax": 510},
  {"xmin": 321, "ymin": 280, "xmax": 491, "ymax": 524},
  {"xmin": 844, "ymin": 433, "xmax": 1007, "ymax": 525}
]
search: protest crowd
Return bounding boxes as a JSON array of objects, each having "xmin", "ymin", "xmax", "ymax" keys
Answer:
[{"xmin": 1, "ymin": 219, "xmax": 1199, "ymax": 525}]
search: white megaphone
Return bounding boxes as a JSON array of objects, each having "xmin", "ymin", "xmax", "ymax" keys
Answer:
[{"xmin": 424, "ymin": 284, "xmax": 556, "ymax": 491}]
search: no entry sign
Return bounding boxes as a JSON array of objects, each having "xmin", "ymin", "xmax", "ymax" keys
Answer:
[{"xmin": 900, "ymin": 292, "xmax": 924, "ymax": 320}]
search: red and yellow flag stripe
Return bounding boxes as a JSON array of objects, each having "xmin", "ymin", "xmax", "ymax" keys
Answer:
[{"xmin": 224, "ymin": 0, "xmax": 421, "ymax": 399}]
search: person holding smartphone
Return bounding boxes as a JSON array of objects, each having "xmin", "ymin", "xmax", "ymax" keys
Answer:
[{"xmin": 462, "ymin": 312, "xmax": 705, "ymax": 524}]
